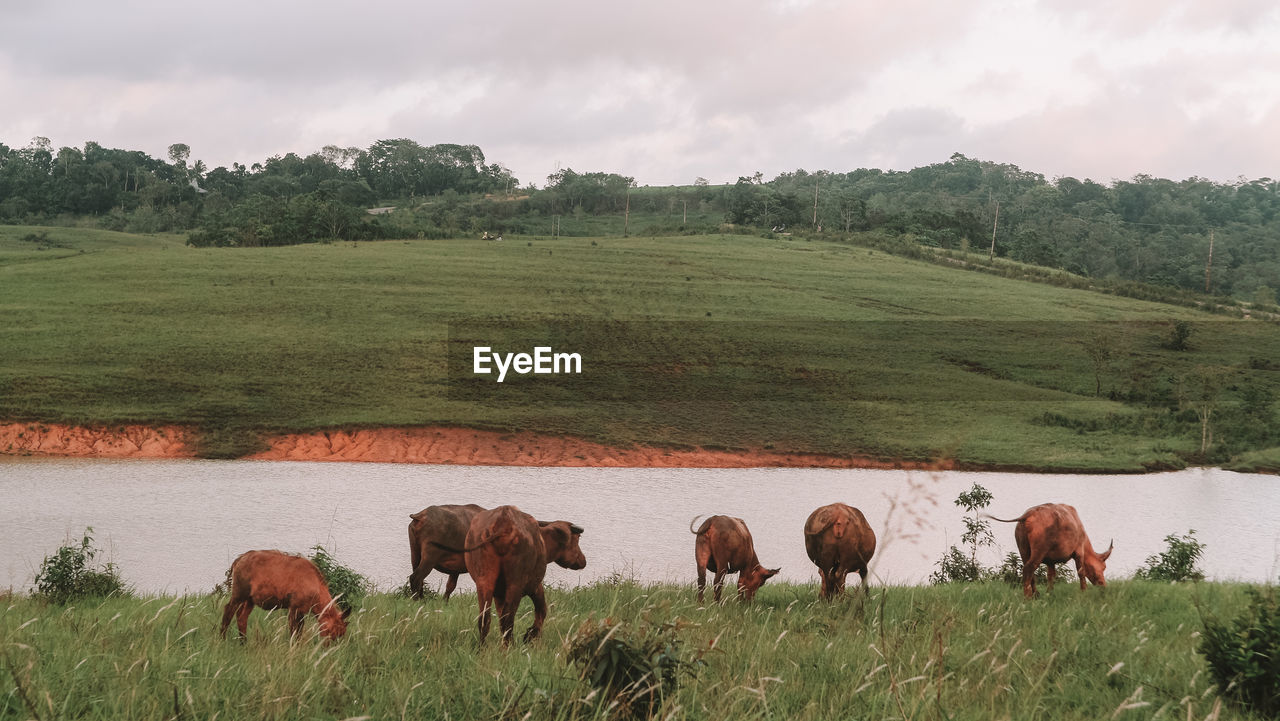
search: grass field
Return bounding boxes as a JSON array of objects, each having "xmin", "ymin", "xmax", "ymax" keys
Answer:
[
  {"xmin": 0, "ymin": 581, "xmax": 1259, "ymax": 720},
  {"xmin": 1, "ymin": 225, "xmax": 1279, "ymax": 469}
]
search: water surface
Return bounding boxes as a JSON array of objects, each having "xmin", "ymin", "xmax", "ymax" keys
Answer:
[{"xmin": 2, "ymin": 458, "xmax": 1277, "ymax": 595}]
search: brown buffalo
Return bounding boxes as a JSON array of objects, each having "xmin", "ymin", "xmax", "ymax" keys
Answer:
[
  {"xmin": 988, "ymin": 503, "xmax": 1113, "ymax": 598},
  {"xmin": 691, "ymin": 515, "xmax": 779, "ymax": 603},
  {"xmin": 219, "ymin": 550, "xmax": 348, "ymax": 642},
  {"xmin": 464, "ymin": 505, "xmax": 586, "ymax": 645},
  {"xmin": 408, "ymin": 503, "xmax": 486, "ymax": 600},
  {"xmin": 804, "ymin": 503, "xmax": 876, "ymax": 599}
]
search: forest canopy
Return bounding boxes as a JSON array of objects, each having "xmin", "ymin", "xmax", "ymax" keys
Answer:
[{"xmin": 2, "ymin": 137, "xmax": 1277, "ymax": 303}]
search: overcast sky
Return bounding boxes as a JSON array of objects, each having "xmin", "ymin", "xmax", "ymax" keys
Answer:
[{"xmin": 3, "ymin": 0, "xmax": 1278, "ymax": 188}]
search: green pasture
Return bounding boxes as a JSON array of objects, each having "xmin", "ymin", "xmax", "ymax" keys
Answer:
[
  {"xmin": 0, "ymin": 581, "xmax": 1258, "ymax": 720},
  {"xmin": 1, "ymin": 225, "xmax": 1278, "ymax": 469}
]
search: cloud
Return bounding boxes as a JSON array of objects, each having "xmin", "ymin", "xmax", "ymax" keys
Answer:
[{"xmin": 2, "ymin": 0, "xmax": 1278, "ymax": 185}]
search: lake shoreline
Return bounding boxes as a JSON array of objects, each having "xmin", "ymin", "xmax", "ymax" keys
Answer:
[{"xmin": 0, "ymin": 420, "xmax": 1200, "ymax": 474}]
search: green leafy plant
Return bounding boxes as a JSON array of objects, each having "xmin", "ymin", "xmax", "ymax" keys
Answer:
[
  {"xmin": 567, "ymin": 617, "xmax": 700, "ymax": 718},
  {"xmin": 1199, "ymin": 586, "xmax": 1280, "ymax": 717},
  {"xmin": 308, "ymin": 544, "xmax": 369, "ymax": 614},
  {"xmin": 1135, "ymin": 530, "xmax": 1206, "ymax": 582},
  {"xmin": 1165, "ymin": 319, "xmax": 1194, "ymax": 351},
  {"xmin": 32, "ymin": 527, "xmax": 128, "ymax": 604},
  {"xmin": 930, "ymin": 483, "xmax": 996, "ymax": 584}
]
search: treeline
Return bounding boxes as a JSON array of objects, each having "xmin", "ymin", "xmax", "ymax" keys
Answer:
[
  {"xmin": 731, "ymin": 155, "xmax": 1280, "ymax": 304},
  {"xmin": 3, "ymin": 137, "xmax": 1279, "ymax": 302}
]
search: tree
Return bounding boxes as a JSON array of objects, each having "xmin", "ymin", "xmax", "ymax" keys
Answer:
[
  {"xmin": 167, "ymin": 143, "xmax": 191, "ymax": 180},
  {"xmin": 1180, "ymin": 365, "xmax": 1228, "ymax": 455},
  {"xmin": 1080, "ymin": 327, "xmax": 1121, "ymax": 397}
]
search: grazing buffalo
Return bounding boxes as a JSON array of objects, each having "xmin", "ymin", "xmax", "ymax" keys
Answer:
[
  {"xmin": 219, "ymin": 550, "xmax": 348, "ymax": 642},
  {"xmin": 988, "ymin": 503, "xmax": 1113, "ymax": 599},
  {"xmin": 804, "ymin": 503, "xmax": 876, "ymax": 599},
  {"xmin": 691, "ymin": 515, "xmax": 779, "ymax": 603},
  {"xmin": 408, "ymin": 503, "xmax": 486, "ymax": 600},
  {"xmin": 464, "ymin": 505, "xmax": 586, "ymax": 645}
]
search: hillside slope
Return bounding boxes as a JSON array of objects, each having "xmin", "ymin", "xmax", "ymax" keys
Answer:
[{"xmin": 1, "ymin": 227, "xmax": 1277, "ymax": 470}]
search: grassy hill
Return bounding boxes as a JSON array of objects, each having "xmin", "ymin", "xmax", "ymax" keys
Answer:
[{"xmin": 1, "ymin": 225, "xmax": 1278, "ymax": 469}]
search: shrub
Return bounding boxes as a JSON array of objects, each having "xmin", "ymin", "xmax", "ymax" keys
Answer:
[
  {"xmin": 308, "ymin": 545, "xmax": 369, "ymax": 614},
  {"xmin": 32, "ymin": 528, "xmax": 129, "ymax": 604},
  {"xmin": 1135, "ymin": 530, "xmax": 1206, "ymax": 582},
  {"xmin": 1165, "ymin": 320, "xmax": 1193, "ymax": 351},
  {"xmin": 930, "ymin": 483, "xmax": 996, "ymax": 584},
  {"xmin": 930, "ymin": 546, "xmax": 983, "ymax": 584},
  {"xmin": 1199, "ymin": 586, "xmax": 1280, "ymax": 717},
  {"xmin": 567, "ymin": 617, "xmax": 700, "ymax": 718}
]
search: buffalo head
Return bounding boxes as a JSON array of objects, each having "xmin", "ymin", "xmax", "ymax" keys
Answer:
[
  {"xmin": 737, "ymin": 565, "xmax": 780, "ymax": 601},
  {"xmin": 539, "ymin": 520, "xmax": 587, "ymax": 570}
]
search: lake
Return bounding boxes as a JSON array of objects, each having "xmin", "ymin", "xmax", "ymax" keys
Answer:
[{"xmin": 2, "ymin": 458, "xmax": 1277, "ymax": 595}]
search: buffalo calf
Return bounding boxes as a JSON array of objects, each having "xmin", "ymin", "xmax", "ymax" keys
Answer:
[
  {"xmin": 691, "ymin": 515, "xmax": 779, "ymax": 603},
  {"xmin": 219, "ymin": 550, "xmax": 348, "ymax": 642}
]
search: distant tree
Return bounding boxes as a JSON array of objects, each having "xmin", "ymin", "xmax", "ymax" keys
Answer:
[{"xmin": 1180, "ymin": 365, "xmax": 1229, "ymax": 455}]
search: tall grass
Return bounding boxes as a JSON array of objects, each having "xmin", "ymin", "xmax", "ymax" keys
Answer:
[{"xmin": 0, "ymin": 581, "xmax": 1260, "ymax": 719}]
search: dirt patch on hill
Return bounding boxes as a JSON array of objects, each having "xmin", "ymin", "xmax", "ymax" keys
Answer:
[
  {"xmin": 0, "ymin": 422, "xmax": 943, "ymax": 469},
  {"xmin": 247, "ymin": 426, "xmax": 942, "ymax": 469},
  {"xmin": 0, "ymin": 422, "xmax": 194, "ymax": 458}
]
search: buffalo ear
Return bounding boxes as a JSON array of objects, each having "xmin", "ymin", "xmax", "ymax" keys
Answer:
[
  {"xmin": 341, "ymin": 606, "xmax": 353, "ymax": 619},
  {"xmin": 1099, "ymin": 540, "xmax": 1114, "ymax": 562},
  {"xmin": 570, "ymin": 524, "xmax": 584, "ymax": 535},
  {"xmin": 537, "ymin": 520, "xmax": 551, "ymax": 527},
  {"xmin": 766, "ymin": 567, "xmax": 781, "ymax": 578}
]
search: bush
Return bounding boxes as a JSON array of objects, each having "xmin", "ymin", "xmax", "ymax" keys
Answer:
[
  {"xmin": 1165, "ymin": 320, "xmax": 1193, "ymax": 351},
  {"xmin": 1200, "ymin": 586, "xmax": 1280, "ymax": 717},
  {"xmin": 32, "ymin": 528, "xmax": 129, "ymax": 604},
  {"xmin": 567, "ymin": 617, "xmax": 700, "ymax": 718},
  {"xmin": 308, "ymin": 545, "xmax": 369, "ymax": 614},
  {"xmin": 930, "ymin": 483, "xmax": 996, "ymax": 585},
  {"xmin": 1135, "ymin": 530, "xmax": 1206, "ymax": 582},
  {"xmin": 930, "ymin": 546, "xmax": 983, "ymax": 584}
]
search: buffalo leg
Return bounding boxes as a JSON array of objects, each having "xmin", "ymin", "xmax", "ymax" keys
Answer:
[
  {"xmin": 1046, "ymin": 564, "xmax": 1057, "ymax": 593},
  {"xmin": 1022, "ymin": 552, "xmax": 1047, "ymax": 599},
  {"xmin": 408, "ymin": 562, "xmax": 431, "ymax": 600},
  {"xmin": 220, "ymin": 601, "xmax": 243, "ymax": 639},
  {"xmin": 288, "ymin": 608, "xmax": 305, "ymax": 639},
  {"xmin": 498, "ymin": 587, "xmax": 521, "ymax": 647},
  {"xmin": 475, "ymin": 586, "xmax": 495, "ymax": 645},
  {"xmin": 695, "ymin": 545, "xmax": 711, "ymax": 603},
  {"xmin": 818, "ymin": 570, "xmax": 833, "ymax": 601},
  {"xmin": 443, "ymin": 573, "xmax": 459, "ymax": 602},
  {"xmin": 236, "ymin": 602, "xmax": 253, "ymax": 640},
  {"xmin": 713, "ymin": 569, "xmax": 727, "ymax": 604},
  {"xmin": 523, "ymin": 585, "xmax": 547, "ymax": 643}
]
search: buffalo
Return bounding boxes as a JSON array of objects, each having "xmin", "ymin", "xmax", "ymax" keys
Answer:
[
  {"xmin": 691, "ymin": 515, "xmax": 779, "ymax": 603},
  {"xmin": 408, "ymin": 503, "xmax": 486, "ymax": 600},
  {"xmin": 219, "ymin": 550, "xmax": 349, "ymax": 642},
  {"xmin": 804, "ymin": 503, "xmax": 876, "ymax": 599},
  {"xmin": 988, "ymin": 503, "xmax": 1113, "ymax": 598},
  {"xmin": 464, "ymin": 505, "xmax": 585, "ymax": 645}
]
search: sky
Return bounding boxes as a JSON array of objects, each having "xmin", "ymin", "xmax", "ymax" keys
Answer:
[{"xmin": 3, "ymin": 0, "xmax": 1279, "ymax": 188}]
